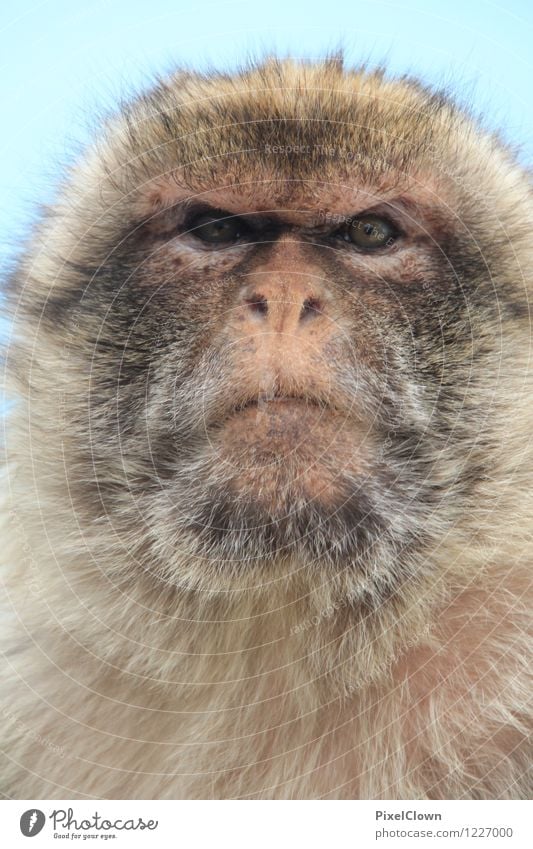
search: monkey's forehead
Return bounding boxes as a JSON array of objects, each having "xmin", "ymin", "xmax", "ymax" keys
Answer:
[
  {"xmin": 49, "ymin": 57, "xmax": 528, "ymax": 257},
  {"xmin": 104, "ymin": 59, "xmax": 478, "ymax": 201}
]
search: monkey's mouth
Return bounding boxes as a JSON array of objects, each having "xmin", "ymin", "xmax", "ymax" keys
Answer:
[
  {"xmin": 229, "ymin": 394, "xmax": 326, "ymax": 416},
  {"xmin": 222, "ymin": 393, "xmax": 339, "ymax": 449},
  {"xmin": 210, "ymin": 391, "xmax": 371, "ymax": 508}
]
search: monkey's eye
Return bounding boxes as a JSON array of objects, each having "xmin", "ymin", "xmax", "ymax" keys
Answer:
[
  {"xmin": 335, "ymin": 215, "xmax": 399, "ymax": 250},
  {"xmin": 188, "ymin": 211, "xmax": 249, "ymax": 245}
]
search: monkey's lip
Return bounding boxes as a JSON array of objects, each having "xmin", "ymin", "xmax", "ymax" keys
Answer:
[{"xmin": 229, "ymin": 395, "xmax": 327, "ymax": 415}]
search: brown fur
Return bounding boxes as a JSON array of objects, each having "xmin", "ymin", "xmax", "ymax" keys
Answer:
[{"xmin": 1, "ymin": 56, "xmax": 532, "ymax": 799}]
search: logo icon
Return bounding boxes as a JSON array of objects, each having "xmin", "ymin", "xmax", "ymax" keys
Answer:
[{"xmin": 20, "ymin": 809, "xmax": 46, "ymax": 837}]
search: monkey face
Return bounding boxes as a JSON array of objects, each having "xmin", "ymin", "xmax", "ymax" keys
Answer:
[
  {"xmin": 25, "ymin": 62, "xmax": 531, "ymax": 590},
  {"xmin": 74, "ymin": 183, "xmax": 509, "ymax": 583},
  {"xmin": 129, "ymin": 189, "xmax": 441, "ymax": 570}
]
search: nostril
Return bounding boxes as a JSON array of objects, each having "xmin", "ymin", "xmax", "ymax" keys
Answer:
[
  {"xmin": 300, "ymin": 298, "xmax": 322, "ymax": 321},
  {"xmin": 245, "ymin": 294, "xmax": 268, "ymax": 316}
]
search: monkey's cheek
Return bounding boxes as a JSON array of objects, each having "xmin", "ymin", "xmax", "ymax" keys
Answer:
[{"xmin": 211, "ymin": 402, "xmax": 372, "ymax": 507}]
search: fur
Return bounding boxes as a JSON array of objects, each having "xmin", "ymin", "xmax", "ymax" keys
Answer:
[{"xmin": 1, "ymin": 56, "xmax": 532, "ymax": 799}]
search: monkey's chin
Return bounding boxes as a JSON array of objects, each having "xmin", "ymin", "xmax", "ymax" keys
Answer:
[
  {"xmin": 167, "ymin": 401, "xmax": 399, "ymax": 570},
  {"xmin": 213, "ymin": 399, "xmax": 370, "ymax": 510},
  {"xmin": 166, "ymin": 400, "xmax": 396, "ymax": 568}
]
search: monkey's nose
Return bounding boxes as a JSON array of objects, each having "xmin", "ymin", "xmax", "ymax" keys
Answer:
[{"xmin": 242, "ymin": 290, "xmax": 324, "ymax": 331}]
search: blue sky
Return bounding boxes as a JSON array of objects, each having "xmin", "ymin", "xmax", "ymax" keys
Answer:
[{"xmin": 1, "ymin": 0, "xmax": 532, "ymax": 269}]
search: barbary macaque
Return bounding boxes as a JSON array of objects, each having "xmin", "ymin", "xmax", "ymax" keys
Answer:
[{"xmin": 1, "ymin": 56, "xmax": 531, "ymax": 799}]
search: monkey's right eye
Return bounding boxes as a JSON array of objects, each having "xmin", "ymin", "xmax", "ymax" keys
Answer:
[
  {"xmin": 333, "ymin": 214, "xmax": 400, "ymax": 251},
  {"xmin": 188, "ymin": 211, "xmax": 249, "ymax": 245}
]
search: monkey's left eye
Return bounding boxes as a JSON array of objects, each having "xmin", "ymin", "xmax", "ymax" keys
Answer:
[
  {"xmin": 188, "ymin": 211, "xmax": 249, "ymax": 245},
  {"xmin": 334, "ymin": 215, "xmax": 399, "ymax": 250}
]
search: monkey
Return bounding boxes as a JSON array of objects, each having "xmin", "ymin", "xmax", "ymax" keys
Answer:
[{"xmin": 0, "ymin": 55, "xmax": 532, "ymax": 800}]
